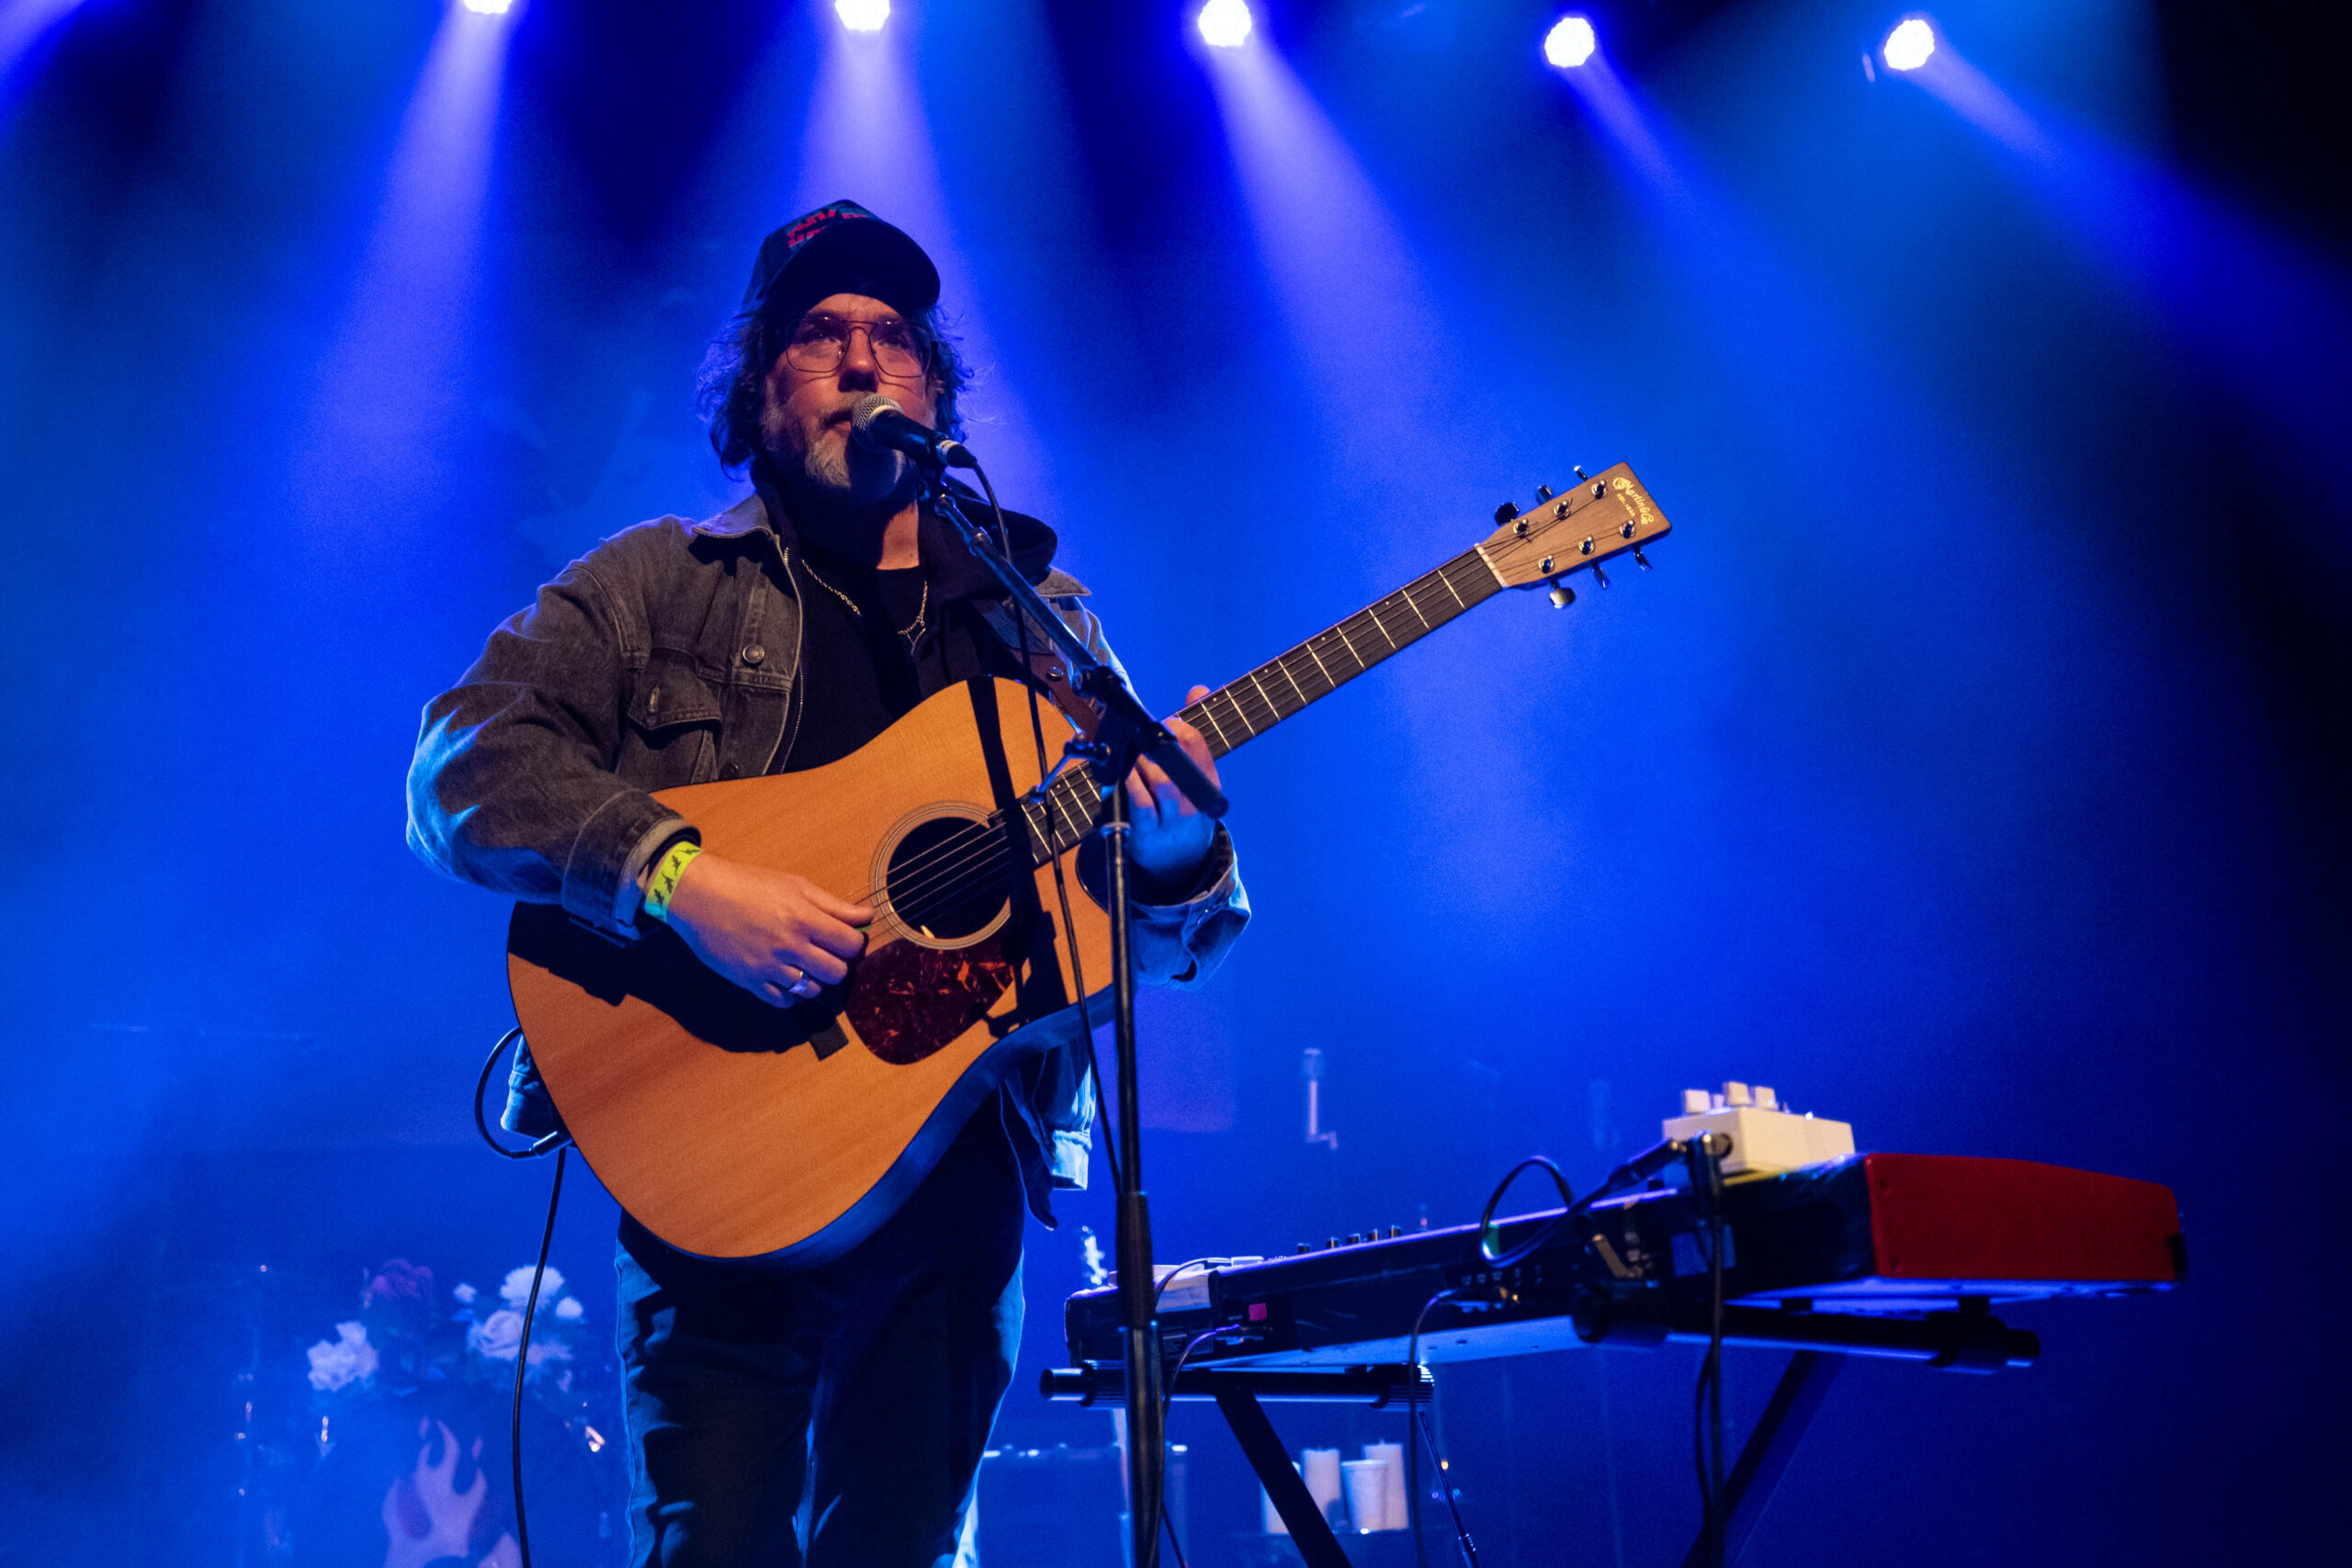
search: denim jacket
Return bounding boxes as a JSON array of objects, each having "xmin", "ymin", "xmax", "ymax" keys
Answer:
[{"xmin": 406, "ymin": 491, "xmax": 1250, "ymax": 1224}]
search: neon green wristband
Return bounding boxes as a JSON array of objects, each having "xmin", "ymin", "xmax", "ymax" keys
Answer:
[{"xmin": 642, "ymin": 840, "xmax": 703, "ymax": 925}]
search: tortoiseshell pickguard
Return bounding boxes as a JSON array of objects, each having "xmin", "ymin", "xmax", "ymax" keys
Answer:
[{"xmin": 844, "ymin": 934, "xmax": 1018, "ymax": 1066}]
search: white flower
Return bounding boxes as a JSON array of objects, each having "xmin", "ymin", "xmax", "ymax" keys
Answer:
[
  {"xmin": 554, "ymin": 1296, "xmax": 584, "ymax": 1322},
  {"xmin": 469, "ymin": 1308, "xmax": 525, "ymax": 1362},
  {"xmin": 453, "ymin": 1282, "xmax": 478, "ymax": 1305},
  {"xmin": 500, "ymin": 1266, "xmax": 563, "ymax": 1311},
  {"xmin": 305, "ymin": 1322, "xmax": 379, "ymax": 1392}
]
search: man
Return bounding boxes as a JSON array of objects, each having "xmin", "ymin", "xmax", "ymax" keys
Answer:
[{"xmin": 406, "ymin": 200, "xmax": 1249, "ymax": 1568}]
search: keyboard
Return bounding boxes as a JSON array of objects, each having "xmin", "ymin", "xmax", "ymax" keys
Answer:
[{"xmin": 1064, "ymin": 1154, "xmax": 2183, "ymax": 1372}]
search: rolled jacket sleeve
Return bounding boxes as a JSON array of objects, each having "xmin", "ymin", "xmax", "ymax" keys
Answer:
[
  {"xmin": 1125, "ymin": 822, "xmax": 1249, "ymax": 987},
  {"xmin": 405, "ymin": 558, "xmax": 692, "ymax": 942}
]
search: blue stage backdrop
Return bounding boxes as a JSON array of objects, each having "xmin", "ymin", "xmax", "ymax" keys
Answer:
[{"xmin": 1, "ymin": 2, "xmax": 2344, "ymax": 1564}]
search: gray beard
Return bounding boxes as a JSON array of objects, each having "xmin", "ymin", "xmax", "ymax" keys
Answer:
[{"xmin": 760, "ymin": 411, "xmax": 909, "ymax": 508}]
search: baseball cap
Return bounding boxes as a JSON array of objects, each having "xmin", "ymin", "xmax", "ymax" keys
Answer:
[{"xmin": 740, "ymin": 200, "xmax": 942, "ymax": 322}]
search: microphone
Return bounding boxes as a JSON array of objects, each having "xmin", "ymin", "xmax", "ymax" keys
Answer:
[{"xmin": 850, "ymin": 394, "xmax": 976, "ymax": 470}]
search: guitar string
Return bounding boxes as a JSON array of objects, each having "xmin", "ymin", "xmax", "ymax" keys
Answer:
[
  {"xmin": 837, "ymin": 558, "xmax": 1498, "ymax": 923},
  {"xmin": 828, "ymin": 556, "xmax": 1502, "ymax": 926}
]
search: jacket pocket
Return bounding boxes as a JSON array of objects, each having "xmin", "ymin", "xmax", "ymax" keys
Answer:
[{"xmin": 620, "ymin": 650, "xmax": 723, "ymax": 787}]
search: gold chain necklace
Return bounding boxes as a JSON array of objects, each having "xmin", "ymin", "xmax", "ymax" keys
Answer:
[{"xmin": 797, "ymin": 554, "xmax": 929, "ymax": 648}]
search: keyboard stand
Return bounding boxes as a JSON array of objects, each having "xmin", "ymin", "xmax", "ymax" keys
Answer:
[
  {"xmin": 1041, "ymin": 1303, "xmax": 2035, "ymax": 1568},
  {"xmin": 1042, "ymin": 1362, "xmax": 1426, "ymax": 1568}
]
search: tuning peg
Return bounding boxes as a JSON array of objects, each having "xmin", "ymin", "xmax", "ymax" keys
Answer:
[
  {"xmin": 1549, "ymin": 584, "xmax": 1576, "ymax": 608},
  {"xmin": 1573, "ymin": 466, "xmax": 1589, "ymax": 481},
  {"xmin": 1591, "ymin": 563, "xmax": 1611, "ymax": 589},
  {"xmin": 1633, "ymin": 546, "xmax": 1651, "ymax": 570},
  {"xmin": 1492, "ymin": 502, "xmax": 1517, "ymax": 525},
  {"xmin": 1535, "ymin": 484, "xmax": 1555, "ymax": 502}
]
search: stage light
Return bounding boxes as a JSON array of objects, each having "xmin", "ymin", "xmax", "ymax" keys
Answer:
[
  {"xmin": 1544, "ymin": 16, "xmax": 1598, "ymax": 69},
  {"xmin": 1883, "ymin": 17, "xmax": 1936, "ymax": 71},
  {"xmin": 457, "ymin": 0, "xmax": 514, "ymax": 14},
  {"xmin": 835, "ymin": 0, "xmax": 889, "ymax": 33},
  {"xmin": 1198, "ymin": 0, "xmax": 1253, "ymax": 50}
]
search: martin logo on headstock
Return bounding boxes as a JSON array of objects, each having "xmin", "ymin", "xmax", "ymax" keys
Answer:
[{"xmin": 1477, "ymin": 462, "xmax": 1671, "ymax": 606}]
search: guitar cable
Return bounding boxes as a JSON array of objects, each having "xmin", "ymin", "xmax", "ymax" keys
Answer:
[
  {"xmin": 967, "ymin": 458, "xmax": 1120, "ymax": 1193},
  {"xmin": 1406, "ymin": 1288, "xmax": 1479, "ymax": 1568},
  {"xmin": 1689, "ymin": 1138, "xmax": 1729, "ymax": 1568},
  {"xmin": 474, "ymin": 1025, "xmax": 572, "ymax": 1568}
]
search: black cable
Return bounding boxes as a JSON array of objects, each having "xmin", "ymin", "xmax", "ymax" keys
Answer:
[
  {"xmin": 1150, "ymin": 1325, "xmax": 1224, "ymax": 1568},
  {"xmin": 1137, "ymin": 1261, "xmax": 1238, "ymax": 1568},
  {"xmin": 510, "ymin": 1143, "xmax": 568, "ymax": 1568},
  {"xmin": 970, "ymin": 457, "xmax": 1180, "ymax": 1568},
  {"xmin": 1415, "ymin": 1401, "xmax": 1479, "ymax": 1568},
  {"xmin": 1151, "ymin": 1258, "xmax": 1220, "ymax": 1316},
  {"xmin": 1407, "ymin": 1290, "xmax": 1454, "ymax": 1568},
  {"xmin": 1476, "ymin": 1155, "xmax": 1576, "ymax": 1267},
  {"xmin": 474, "ymin": 1028, "xmax": 570, "ymax": 1161},
  {"xmin": 1688, "ymin": 1142, "xmax": 1728, "ymax": 1568},
  {"xmin": 469, "ymin": 1026, "xmax": 572, "ymax": 1568},
  {"xmin": 967, "ymin": 457, "xmax": 1122, "ymax": 1202}
]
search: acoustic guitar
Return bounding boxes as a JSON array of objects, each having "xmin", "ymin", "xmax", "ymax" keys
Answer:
[{"xmin": 508, "ymin": 466, "xmax": 1672, "ymax": 1263}]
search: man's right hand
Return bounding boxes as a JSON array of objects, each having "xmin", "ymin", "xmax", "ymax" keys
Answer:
[{"xmin": 660, "ymin": 852, "xmax": 874, "ymax": 1008}]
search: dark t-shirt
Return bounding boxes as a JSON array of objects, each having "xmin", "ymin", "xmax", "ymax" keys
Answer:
[
  {"xmin": 752, "ymin": 466, "xmax": 1046, "ymax": 774},
  {"xmin": 782, "ymin": 550, "xmax": 1011, "ymax": 772}
]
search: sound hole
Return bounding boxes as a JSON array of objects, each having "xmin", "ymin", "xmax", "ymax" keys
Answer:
[{"xmin": 887, "ymin": 815, "xmax": 1009, "ymax": 943}]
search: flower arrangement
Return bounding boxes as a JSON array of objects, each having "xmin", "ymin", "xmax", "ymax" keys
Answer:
[{"xmin": 302, "ymin": 1259, "xmax": 593, "ymax": 1405}]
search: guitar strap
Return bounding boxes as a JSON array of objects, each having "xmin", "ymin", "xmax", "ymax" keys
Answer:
[
  {"xmin": 963, "ymin": 677, "xmax": 1069, "ymax": 1025},
  {"xmin": 972, "ymin": 600, "xmax": 1106, "ymax": 741}
]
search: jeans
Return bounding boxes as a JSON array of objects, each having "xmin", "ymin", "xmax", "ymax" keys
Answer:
[{"xmin": 616, "ymin": 1107, "xmax": 1026, "ymax": 1568}]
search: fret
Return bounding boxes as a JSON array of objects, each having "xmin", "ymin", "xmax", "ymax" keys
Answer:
[
  {"xmin": 1050, "ymin": 787, "xmax": 1084, "ymax": 845},
  {"xmin": 1303, "ymin": 639, "xmax": 1336, "ymax": 688},
  {"xmin": 999, "ymin": 547, "xmax": 1509, "ymax": 864},
  {"xmin": 1195, "ymin": 701, "xmax": 1231, "ymax": 752}
]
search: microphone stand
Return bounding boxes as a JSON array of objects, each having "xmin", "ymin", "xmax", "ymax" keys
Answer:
[{"xmin": 915, "ymin": 457, "xmax": 1225, "ymax": 1568}]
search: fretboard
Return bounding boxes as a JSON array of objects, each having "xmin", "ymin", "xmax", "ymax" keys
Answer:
[{"xmin": 1004, "ymin": 546, "xmax": 1504, "ymax": 865}]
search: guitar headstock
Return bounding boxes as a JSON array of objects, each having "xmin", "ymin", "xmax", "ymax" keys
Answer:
[{"xmin": 1476, "ymin": 464, "xmax": 1670, "ymax": 592}]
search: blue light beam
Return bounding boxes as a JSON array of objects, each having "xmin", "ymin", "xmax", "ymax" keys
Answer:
[
  {"xmin": 1893, "ymin": 38, "xmax": 2352, "ymax": 547},
  {"xmin": 291, "ymin": 1, "xmax": 517, "ymax": 536},
  {"xmin": 0, "ymin": 0, "xmax": 86, "ymax": 90},
  {"xmin": 790, "ymin": 1, "xmax": 1053, "ymax": 502}
]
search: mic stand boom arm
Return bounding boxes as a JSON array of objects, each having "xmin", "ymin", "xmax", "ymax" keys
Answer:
[
  {"xmin": 929, "ymin": 484, "xmax": 1228, "ymax": 823},
  {"xmin": 925, "ymin": 468, "xmax": 1221, "ymax": 1568}
]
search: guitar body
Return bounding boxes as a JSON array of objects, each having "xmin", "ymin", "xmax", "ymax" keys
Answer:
[
  {"xmin": 499, "ymin": 463, "xmax": 1673, "ymax": 1271},
  {"xmin": 507, "ymin": 677, "xmax": 1112, "ymax": 1266}
]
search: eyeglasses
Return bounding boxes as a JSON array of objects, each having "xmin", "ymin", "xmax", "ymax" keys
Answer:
[{"xmin": 780, "ymin": 311, "xmax": 930, "ymax": 381}]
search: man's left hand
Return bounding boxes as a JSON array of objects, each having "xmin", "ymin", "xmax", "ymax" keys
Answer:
[{"xmin": 1124, "ymin": 684, "xmax": 1222, "ymax": 901}]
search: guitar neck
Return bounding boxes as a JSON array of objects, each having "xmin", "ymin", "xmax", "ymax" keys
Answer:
[
  {"xmin": 1179, "ymin": 545, "xmax": 1504, "ymax": 760},
  {"xmin": 1019, "ymin": 547, "xmax": 1504, "ymax": 862}
]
